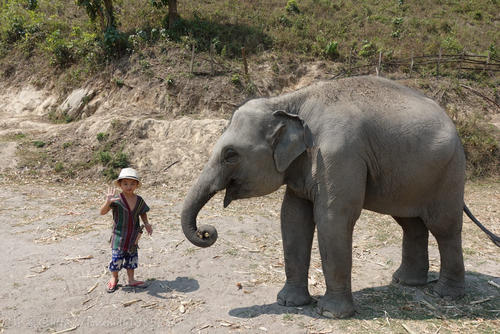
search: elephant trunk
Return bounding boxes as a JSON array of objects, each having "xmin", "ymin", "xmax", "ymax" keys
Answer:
[{"xmin": 181, "ymin": 164, "xmax": 221, "ymax": 248}]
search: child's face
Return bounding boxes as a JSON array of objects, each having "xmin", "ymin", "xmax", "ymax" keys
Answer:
[{"xmin": 118, "ymin": 178, "xmax": 139, "ymax": 194}]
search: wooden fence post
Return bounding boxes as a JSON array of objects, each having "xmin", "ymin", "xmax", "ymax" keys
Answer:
[
  {"xmin": 209, "ymin": 42, "xmax": 215, "ymax": 76},
  {"xmin": 459, "ymin": 51, "xmax": 464, "ymax": 77},
  {"xmin": 376, "ymin": 51, "xmax": 382, "ymax": 76},
  {"xmin": 484, "ymin": 50, "xmax": 490, "ymax": 73},
  {"xmin": 348, "ymin": 49, "xmax": 352, "ymax": 75},
  {"xmin": 189, "ymin": 43, "xmax": 195, "ymax": 74},
  {"xmin": 409, "ymin": 52, "xmax": 414, "ymax": 78},
  {"xmin": 242, "ymin": 47, "xmax": 248, "ymax": 77},
  {"xmin": 436, "ymin": 47, "xmax": 442, "ymax": 77}
]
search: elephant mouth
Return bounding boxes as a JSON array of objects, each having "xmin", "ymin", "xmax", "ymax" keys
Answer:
[{"xmin": 223, "ymin": 178, "xmax": 240, "ymax": 208}]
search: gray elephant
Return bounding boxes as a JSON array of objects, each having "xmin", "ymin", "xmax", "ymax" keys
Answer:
[{"xmin": 181, "ymin": 76, "xmax": 499, "ymax": 318}]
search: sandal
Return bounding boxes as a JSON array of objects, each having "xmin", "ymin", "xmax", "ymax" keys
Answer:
[
  {"xmin": 107, "ymin": 279, "xmax": 119, "ymax": 293},
  {"xmin": 128, "ymin": 280, "xmax": 147, "ymax": 288}
]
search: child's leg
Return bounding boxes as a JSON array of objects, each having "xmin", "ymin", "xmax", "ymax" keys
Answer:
[
  {"xmin": 123, "ymin": 251, "xmax": 144, "ymax": 286},
  {"xmin": 110, "ymin": 271, "xmax": 119, "ymax": 284},
  {"xmin": 126, "ymin": 269, "xmax": 136, "ymax": 284},
  {"xmin": 108, "ymin": 249, "xmax": 124, "ymax": 289}
]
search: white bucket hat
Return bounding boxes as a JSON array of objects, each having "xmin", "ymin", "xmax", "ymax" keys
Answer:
[{"xmin": 114, "ymin": 168, "xmax": 141, "ymax": 187}]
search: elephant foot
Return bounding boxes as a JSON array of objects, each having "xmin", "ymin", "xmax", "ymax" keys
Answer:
[
  {"xmin": 433, "ymin": 277, "xmax": 464, "ymax": 299},
  {"xmin": 392, "ymin": 266, "xmax": 428, "ymax": 286},
  {"xmin": 277, "ymin": 283, "xmax": 312, "ymax": 307},
  {"xmin": 316, "ymin": 292, "xmax": 355, "ymax": 319}
]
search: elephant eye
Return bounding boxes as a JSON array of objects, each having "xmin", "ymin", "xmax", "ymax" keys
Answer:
[{"xmin": 223, "ymin": 147, "xmax": 239, "ymax": 164}]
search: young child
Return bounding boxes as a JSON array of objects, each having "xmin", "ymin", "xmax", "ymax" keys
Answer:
[{"xmin": 100, "ymin": 167, "xmax": 152, "ymax": 293}]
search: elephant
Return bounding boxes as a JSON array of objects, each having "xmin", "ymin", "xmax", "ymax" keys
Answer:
[{"xmin": 181, "ymin": 75, "xmax": 499, "ymax": 318}]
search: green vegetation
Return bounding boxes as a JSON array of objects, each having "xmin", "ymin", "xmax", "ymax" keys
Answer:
[
  {"xmin": 96, "ymin": 132, "xmax": 109, "ymax": 142},
  {"xmin": 94, "ymin": 130, "xmax": 129, "ymax": 179},
  {"xmin": 32, "ymin": 140, "xmax": 45, "ymax": 148},
  {"xmin": 2, "ymin": 0, "xmax": 496, "ymax": 69},
  {"xmin": 54, "ymin": 161, "xmax": 64, "ymax": 172}
]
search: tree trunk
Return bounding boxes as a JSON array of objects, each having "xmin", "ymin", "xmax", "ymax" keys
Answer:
[
  {"xmin": 102, "ymin": 0, "xmax": 115, "ymax": 30},
  {"xmin": 168, "ymin": 0, "xmax": 179, "ymax": 29}
]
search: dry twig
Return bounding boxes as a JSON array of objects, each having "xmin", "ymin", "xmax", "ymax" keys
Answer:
[
  {"xmin": 65, "ymin": 255, "xmax": 93, "ymax": 262},
  {"xmin": 86, "ymin": 282, "xmax": 98, "ymax": 294},
  {"xmin": 51, "ymin": 325, "xmax": 79, "ymax": 334},
  {"xmin": 470, "ymin": 297, "xmax": 492, "ymax": 305},
  {"xmin": 402, "ymin": 323, "xmax": 418, "ymax": 334},
  {"xmin": 123, "ymin": 299, "xmax": 142, "ymax": 307},
  {"xmin": 487, "ymin": 280, "xmax": 500, "ymax": 288}
]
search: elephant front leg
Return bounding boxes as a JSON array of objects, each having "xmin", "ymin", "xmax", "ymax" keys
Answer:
[
  {"xmin": 316, "ymin": 213, "xmax": 357, "ymax": 319},
  {"xmin": 277, "ymin": 187, "xmax": 315, "ymax": 307}
]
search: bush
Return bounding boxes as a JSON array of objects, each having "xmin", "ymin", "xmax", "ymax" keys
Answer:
[
  {"xmin": 33, "ymin": 140, "xmax": 45, "ymax": 148},
  {"xmin": 325, "ymin": 41, "xmax": 340, "ymax": 60},
  {"xmin": 96, "ymin": 132, "xmax": 109, "ymax": 142},
  {"xmin": 359, "ymin": 40, "xmax": 377, "ymax": 58},
  {"xmin": 286, "ymin": 0, "xmax": 300, "ymax": 14},
  {"xmin": 231, "ymin": 73, "xmax": 241, "ymax": 86},
  {"xmin": 449, "ymin": 108, "xmax": 500, "ymax": 178},
  {"xmin": 44, "ymin": 29, "xmax": 73, "ymax": 67},
  {"xmin": 101, "ymin": 27, "xmax": 129, "ymax": 59},
  {"xmin": 97, "ymin": 150, "xmax": 112, "ymax": 165},
  {"xmin": 54, "ymin": 162, "xmax": 64, "ymax": 172},
  {"xmin": 441, "ymin": 35, "xmax": 463, "ymax": 53},
  {"xmin": 0, "ymin": 3, "xmax": 43, "ymax": 45},
  {"xmin": 96, "ymin": 148, "xmax": 129, "ymax": 179},
  {"xmin": 111, "ymin": 151, "xmax": 129, "ymax": 169}
]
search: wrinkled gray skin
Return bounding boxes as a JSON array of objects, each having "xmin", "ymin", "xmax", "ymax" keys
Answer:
[{"xmin": 181, "ymin": 76, "xmax": 466, "ymax": 318}]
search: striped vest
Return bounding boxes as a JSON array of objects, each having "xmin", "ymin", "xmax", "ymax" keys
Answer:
[{"xmin": 110, "ymin": 194, "xmax": 150, "ymax": 251}]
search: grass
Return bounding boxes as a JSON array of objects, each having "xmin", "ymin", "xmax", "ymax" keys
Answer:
[{"xmin": 1, "ymin": 1, "xmax": 497, "ymax": 73}]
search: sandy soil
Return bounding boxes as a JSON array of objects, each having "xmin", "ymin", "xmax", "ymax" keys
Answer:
[{"xmin": 0, "ymin": 174, "xmax": 498, "ymax": 334}]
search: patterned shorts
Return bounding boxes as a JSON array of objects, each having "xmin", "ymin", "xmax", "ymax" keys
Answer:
[{"xmin": 109, "ymin": 249, "xmax": 138, "ymax": 272}]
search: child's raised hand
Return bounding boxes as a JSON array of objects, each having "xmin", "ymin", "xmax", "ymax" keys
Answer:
[{"xmin": 106, "ymin": 187, "xmax": 119, "ymax": 203}]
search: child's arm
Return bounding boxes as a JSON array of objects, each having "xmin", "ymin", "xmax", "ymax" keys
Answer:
[
  {"xmin": 100, "ymin": 187, "xmax": 118, "ymax": 215},
  {"xmin": 141, "ymin": 213, "xmax": 152, "ymax": 235}
]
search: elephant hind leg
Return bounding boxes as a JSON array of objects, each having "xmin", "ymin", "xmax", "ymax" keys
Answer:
[
  {"xmin": 392, "ymin": 216, "xmax": 429, "ymax": 286},
  {"xmin": 425, "ymin": 210, "xmax": 465, "ymax": 299}
]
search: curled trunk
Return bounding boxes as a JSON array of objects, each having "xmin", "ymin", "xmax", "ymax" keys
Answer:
[{"xmin": 181, "ymin": 167, "xmax": 220, "ymax": 247}]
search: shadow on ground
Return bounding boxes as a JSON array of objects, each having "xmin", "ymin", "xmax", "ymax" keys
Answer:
[
  {"xmin": 122, "ymin": 276, "xmax": 199, "ymax": 299},
  {"xmin": 229, "ymin": 271, "xmax": 500, "ymax": 320}
]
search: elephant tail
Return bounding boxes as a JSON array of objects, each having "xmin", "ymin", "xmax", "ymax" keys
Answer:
[{"xmin": 464, "ymin": 205, "xmax": 500, "ymax": 247}]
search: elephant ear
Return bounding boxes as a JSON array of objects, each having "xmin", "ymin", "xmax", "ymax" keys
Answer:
[{"xmin": 270, "ymin": 110, "xmax": 314, "ymax": 173}]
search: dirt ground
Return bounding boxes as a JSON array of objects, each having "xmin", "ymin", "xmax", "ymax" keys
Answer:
[{"xmin": 0, "ymin": 173, "xmax": 498, "ymax": 334}]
